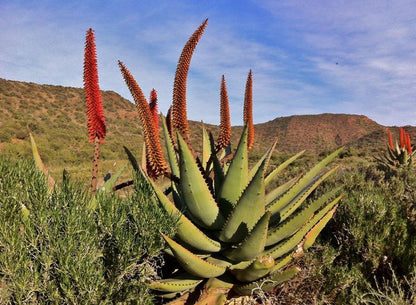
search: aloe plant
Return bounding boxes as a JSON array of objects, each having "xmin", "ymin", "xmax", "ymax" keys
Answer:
[
  {"xmin": 376, "ymin": 127, "xmax": 415, "ymax": 169},
  {"xmin": 119, "ymin": 19, "xmax": 342, "ymax": 304}
]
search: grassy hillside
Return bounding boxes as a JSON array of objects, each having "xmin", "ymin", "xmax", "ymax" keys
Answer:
[
  {"xmin": 1, "ymin": 78, "xmax": 415, "ymax": 183},
  {"xmin": 0, "ymin": 78, "xmax": 143, "ymax": 182}
]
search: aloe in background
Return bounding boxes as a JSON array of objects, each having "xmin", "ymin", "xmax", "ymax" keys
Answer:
[
  {"xmin": 83, "ymin": 28, "xmax": 107, "ymax": 193},
  {"xmin": 375, "ymin": 127, "xmax": 415, "ymax": 174}
]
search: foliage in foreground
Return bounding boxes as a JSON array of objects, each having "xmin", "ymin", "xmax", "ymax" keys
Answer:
[
  {"xmin": 0, "ymin": 154, "xmax": 415, "ymax": 304},
  {"xmin": 0, "ymin": 157, "xmax": 175, "ymax": 304},
  {"xmin": 274, "ymin": 161, "xmax": 416, "ymax": 304}
]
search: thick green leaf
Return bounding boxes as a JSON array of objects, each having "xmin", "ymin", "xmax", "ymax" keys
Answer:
[
  {"xmin": 29, "ymin": 131, "xmax": 55, "ymax": 190},
  {"xmin": 162, "ymin": 115, "xmax": 180, "ymax": 178},
  {"xmin": 148, "ymin": 274, "xmax": 203, "ymax": 293},
  {"xmin": 100, "ymin": 165, "xmax": 126, "ymax": 193},
  {"xmin": 123, "ymin": 146, "xmax": 139, "ymax": 172},
  {"xmin": 224, "ymin": 212, "xmax": 270, "ymax": 261},
  {"xmin": 218, "ymin": 125, "xmax": 249, "ymax": 214},
  {"xmin": 265, "ymin": 150, "xmax": 305, "ymax": 186},
  {"xmin": 268, "ymin": 148, "xmax": 342, "ymax": 216},
  {"xmin": 263, "ymin": 195, "xmax": 341, "ymax": 259},
  {"xmin": 201, "ymin": 124, "xmax": 212, "ymax": 170},
  {"xmin": 301, "ymin": 205, "xmax": 339, "ymax": 251},
  {"xmin": 267, "ymin": 188, "xmax": 342, "ymax": 246},
  {"xmin": 276, "ymin": 166, "xmax": 339, "ymax": 223},
  {"xmin": 149, "ymin": 177, "xmax": 221, "ymax": 253},
  {"xmin": 265, "ymin": 175, "xmax": 300, "ymax": 207},
  {"xmin": 230, "ymin": 256, "xmax": 275, "ymax": 282},
  {"xmin": 162, "ymin": 234, "xmax": 226, "ymax": 278},
  {"xmin": 248, "ymin": 137, "xmax": 278, "ymax": 182},
  {"xmin": 269, "ymin": 253, "xmax": 293, "ymax": 273},
  {"xmin": 218, "ymin": 159, "xmax": 266, "ymax": 243},
  {"xmin": 177, "ymin": 133, "xmax": 224, "ymax": 229}
]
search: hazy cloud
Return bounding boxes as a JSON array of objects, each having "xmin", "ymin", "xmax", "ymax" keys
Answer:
[{"xmin": 1, "ymin": 0, "xmax": 416, "ymax": 126}]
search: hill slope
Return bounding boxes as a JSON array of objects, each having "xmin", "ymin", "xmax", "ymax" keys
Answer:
[{"xmin": 1, "ymin": 78, "xmax": 413, "ymax": 179}]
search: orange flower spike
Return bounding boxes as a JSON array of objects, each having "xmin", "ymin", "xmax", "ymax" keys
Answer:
[
  {"xmin": 216, "ymin": 75, "xmax": 231, "ymax": 151},
  {"xmin": 84, "ymin": 28, "xmax": 106, "ymax": 143},
  {"xmin": 118, "ymin": 61, "xmax": 169, "ymax": 178},
  {"xmin": 243, "ymin": 70, "xmax": 254, "ymax": 150},
  {"xmin": 406, "ymin": 133, "xmax": 412, "ymax": 154},
  {"xmin": 172, "ymin": 19, "xmax": 208, "ymax": 144},
  {"xmin": 387, "ymin": 130, "xmax": 394, "ymax": 150},
  {"xmin": 149, "ymin": 89, "xmax": 159, "ymax": 131}
]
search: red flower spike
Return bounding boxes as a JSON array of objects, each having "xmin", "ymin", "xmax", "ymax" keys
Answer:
[
  {"xmin": 149, "ymin": 89, "xmax": 159, "ymax": 131},
  {"xmin": 387, "ymin": 130, "xmax": 394, "ymax": 150},
  {"xmin": 243, "ymin": 70, "xmax": 254, "ymax": 150},
  {"xmin": 406, "ymin": 133, "xmax": 412, "ymax": 154},
  {"xmin": 84, "ymin": 28, "xmax": 106, "ymax": 143}
]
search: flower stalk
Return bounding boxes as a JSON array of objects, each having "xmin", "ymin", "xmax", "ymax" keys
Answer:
[{"xmin": 83, "ymin": 28, "xmax": 106, "ymax": 193}]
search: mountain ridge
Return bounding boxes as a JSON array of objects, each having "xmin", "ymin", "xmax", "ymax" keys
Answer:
[{"xmin": 1, "ymin": 78, "xmax": 413, "ymax": 169}]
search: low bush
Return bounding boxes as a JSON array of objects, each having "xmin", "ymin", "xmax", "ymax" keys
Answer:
[
  {"xmin": 0, "ymin": 158, "xmax": 175, "ymax": 304},
  {"xmin": 276, "ymin": 161, "xmax": 416, "ymax": 304}
]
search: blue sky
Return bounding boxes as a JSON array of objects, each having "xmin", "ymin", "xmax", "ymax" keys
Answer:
[{"xmin": 1, "ymin": 0, "xmax": 416, "ymax": 126}]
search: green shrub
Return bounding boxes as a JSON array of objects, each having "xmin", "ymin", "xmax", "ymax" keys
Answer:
[
  {"xmin": 271, "ymin": 159, "xmax": 415, "ymax": 304},
  {"xmin": 295, "ymin": 162, "xmax": 415, "ymax": 304},
  {"xmin": 0, "ymin": 158, "xmax": 175, "ymax": 304}
]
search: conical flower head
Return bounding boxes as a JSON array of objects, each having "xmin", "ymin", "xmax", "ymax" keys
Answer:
[
  {"xmin": 84, "ymin": 29, "xmax": 106, "ymax": 143},
  {"xmin": 387, "ymin": 129, "xmax": 394, "ymax": 150},
  {"xmin": 216, "ymin": 75, "xmax": 231, "ymax": 151},
  {"xmin": 172, "ymin": 19, "xmax": 208, "ymax": 144},
  {"xmin": 405, "ymin": 132, "xmax": 412, "ymax": 154},
  {"xmin": 118, "ymin": 61, "xmax": 169, "ymax": 178},
  {"xmin": 243, "ymin": 70, "xmax": 254, "ymax": 150}
]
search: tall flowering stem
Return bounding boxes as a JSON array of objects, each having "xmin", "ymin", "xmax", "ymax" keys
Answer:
[
  {"xmin": 83, "ymin": 28, "xmax": 106, "ymax": 192},
  {"xmin": 243, "ymin": 70, "xmax": 254, "ymax": 150},
  {"xmin": 215, "ymin": 75, "xmax": 231, "ymax": 151},
  {"xmin": 387, "ymin": 130, "xmax": 394, "ymax": 150},
  {"xmin": 118, "ymin": 61, "xmax": 170, "ymax": 179},
  {"xmin": 172, "ymin": 19, "xmax": 208, "ymax": 145},
  {"xmin": 405, "ymin": 130, "xmax": 412, "ymax": 154}
]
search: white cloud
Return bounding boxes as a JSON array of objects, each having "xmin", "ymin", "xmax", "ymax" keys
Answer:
[
  {"xmin": 258, "ymin": 0, "xmax": 416, "ymax": 125},
  {"xmin": 2, "ymin": 0, "xmax": 416, "ymax": 127}
]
